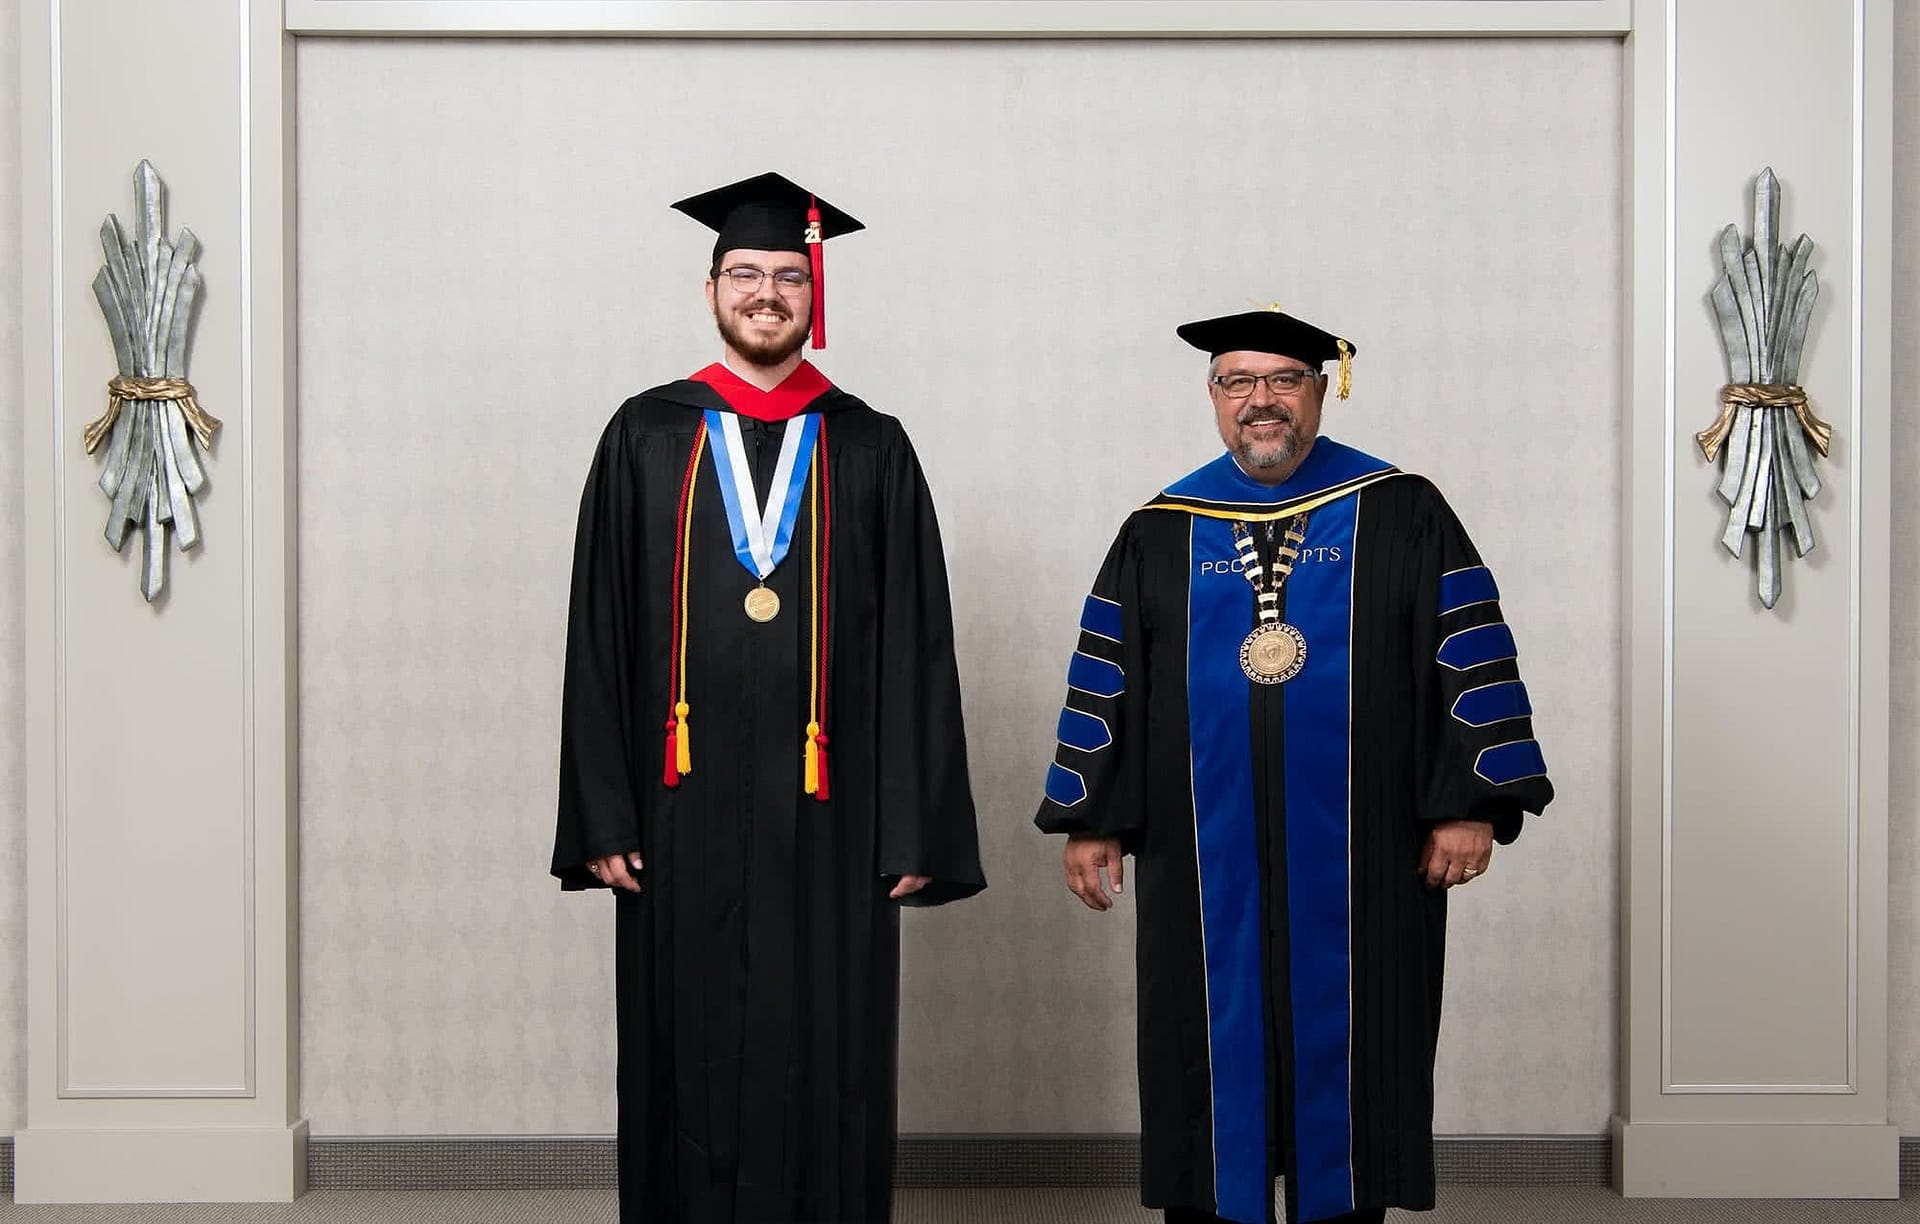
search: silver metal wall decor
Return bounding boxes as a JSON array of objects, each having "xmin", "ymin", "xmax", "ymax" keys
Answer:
[
  {"xmin": 82, "ymin": 160, "xmax": 220, "ymax": 603},
  {"xmin": 1695, "ymin": 167, "xmax": 1830, "ymax": 609}
]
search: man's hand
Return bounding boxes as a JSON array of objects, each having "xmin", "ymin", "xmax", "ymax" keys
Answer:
[
  {"xmin": 1420, "ymin": 820, "xmax": 1493, "ymax": 889},
  {"xmin": 587, "ymin": 850, "xmax": 645, "ymax": 893},
  {"xmin": 1064, "ymin": 834, "xmax": 1125, "ymax": 912},
  {"xmin": 889, "ymin": 874, "xmax": 932, "ymax": 899}
]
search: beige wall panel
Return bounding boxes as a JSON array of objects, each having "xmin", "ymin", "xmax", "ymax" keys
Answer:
[
  {"xmin": 1665, "ymin": 0, "xmax": 1859, "ymax": 1091},
  {"xmin": 47, "ymin": 0, "xmax": 253, "ymax": 1095},
  {"xmin": 1, "ymin": 0, "xmax": 24, "ymax": 1138},
  {"xmin": 1890, "ymin": 0, "xmax": 1920, "ymax": 1136},
  {"xmin": 296, "ymin": 35, "xmax": 1620, "ymax": 1135}
]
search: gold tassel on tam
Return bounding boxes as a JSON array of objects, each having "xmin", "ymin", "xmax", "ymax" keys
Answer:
[{"xmin": 1335, "ymin": 338, "xmax": 1353, "ymax": 400}]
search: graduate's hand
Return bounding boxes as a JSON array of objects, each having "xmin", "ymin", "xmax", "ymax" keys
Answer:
[
  {"xmin": 588, "ymin": 851, "xmax": 645, "ymax": 892},
  {"xmin": 1064, "ymin": 834, "xmax": 1124, "ymax": 912},
  {"xmin": 889, "ymin": 874, "xmax": 932, "ymax": 899},
  {"xmin": 1420, "ymin": 821, "xmax": 1492, "ymax": 889}
]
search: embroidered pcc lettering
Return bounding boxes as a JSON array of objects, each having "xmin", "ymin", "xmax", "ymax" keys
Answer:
[{"xmin": 1197, "ymin": 546, "xmax": 1341, "ymax": 576}]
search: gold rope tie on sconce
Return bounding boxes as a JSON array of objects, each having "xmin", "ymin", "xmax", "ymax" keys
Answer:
[
  {"xmin": 84, "ymin": 375, "xmax": 223, "ymax": 455},
  {"xmin": 1694, "ymin": 383, "xmax": 1830, "ymax": 464}
]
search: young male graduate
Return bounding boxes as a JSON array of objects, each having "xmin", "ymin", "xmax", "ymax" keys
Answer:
[
  {"xmin": 1034, "ymin": 309, "xmax": 1554, "ymax": 1224},
  {"xmin": 553, "ymin": 172, "xmax": 986, "ymax": 1224}
]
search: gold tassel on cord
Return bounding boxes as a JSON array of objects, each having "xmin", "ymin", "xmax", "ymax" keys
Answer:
[
  {"xmin": 675, "ymin": 701, "xmax": 692, "ymax": 775},
  {"xmin": 804, "ymin": 720, "xmax": 821, "ymax": 795}
]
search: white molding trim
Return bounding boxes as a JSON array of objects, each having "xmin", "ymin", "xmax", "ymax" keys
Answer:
[
  {"xmin": 1656, "ymin": 0, "xmax": 1677, "ymax": 1100},
  {"xmin": 282, "ymin": 0, "xmax": 1632, "ymax": 38},
  {"xmin": 1835, "ymin": 0, "xmax": 1866, "ymax": 1112},
  {"xmin": 239, "ymin": 0, "xmax": 263, "ymax": 1107},
  {"xmin": 1846, "ymin": 0, "xmax": 1865, "ymax": 1107}
]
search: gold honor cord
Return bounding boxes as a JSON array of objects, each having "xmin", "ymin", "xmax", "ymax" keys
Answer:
[
  {"xmin": 84, "ymin": 375, "xmax": 221, "ymax": 455},
  {"xmin": 804, "ymin": 452, "xmax": 822, "ymax": 796},
  {"xmin": 675, "ymin": 428, "xmax": 707, "ymax": 778},
  {"xmin": 1140, "ymin": 469, "xmax": 1401, "ymax": 523},
  {"xmin": 1696, "ymin": 382, "xmax": 1832, "ymax": 463}
]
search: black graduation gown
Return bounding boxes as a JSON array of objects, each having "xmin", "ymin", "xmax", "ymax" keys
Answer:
[
  {"xmin": 1034, "ymin": 440, "xmax": 1553, "ymax": 1224},
  {"xmin": 553, "ymin": 377, "xmax": 985, "ymax": 1224}
]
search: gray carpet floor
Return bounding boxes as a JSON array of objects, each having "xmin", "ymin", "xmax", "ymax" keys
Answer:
[{"xmin": 0, "ymin": 1188, "xmax": 1918, "ymax": 1222}]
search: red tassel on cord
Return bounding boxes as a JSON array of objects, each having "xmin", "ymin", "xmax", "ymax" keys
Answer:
[
  {"xmin": 662, "ymin": 718, "xmax": 681, "ymax": 788},
  {"xmin": 814, "ymin": 732, "xmax": 831, "ymax": 801},
  {"xmin": 806, "ymin": 196, "xmax": 826, "ymax": 349}
]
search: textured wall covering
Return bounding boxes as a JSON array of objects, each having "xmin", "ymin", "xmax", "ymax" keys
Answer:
[
  {"xmin": 0, "ymin": 0, "xmax": 26, "ymax": 1140},
  {"xmin": 296, "ymin": 36, "xmax": 1620, "ymax": 1136},
  {"xmin": 1890, "ymin": 0, "xmax": 1920, "ymax": 1137}
]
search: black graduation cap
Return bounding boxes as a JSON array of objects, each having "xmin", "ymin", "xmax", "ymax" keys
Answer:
[
  {"xmin": 672, "ymin": 173, "xmax": 863, "ymax": 349},
  {"xmin": 1176, "ymin": 307, "xmax": 1357, "ymax": 398},
  {"xmin": 672, "ymin": 171, "xmax": 863, "ymax": 259}
]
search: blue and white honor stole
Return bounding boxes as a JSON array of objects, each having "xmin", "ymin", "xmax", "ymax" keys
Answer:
[{"xmin": 703, "ymin": 410, "xmax": 821, "ymax": 583}]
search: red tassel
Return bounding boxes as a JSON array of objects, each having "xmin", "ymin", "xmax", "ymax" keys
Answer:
[
  {"xmin": 813, "ymin": 733, "xmax": 831, "ymax": 802},
  {"xmin": 662, "ymin": 719, "xmax": 681, "ymax": 788},
  {"xmin": 806, "ymin": 196, "xmax": 826, "ymax": 349}
]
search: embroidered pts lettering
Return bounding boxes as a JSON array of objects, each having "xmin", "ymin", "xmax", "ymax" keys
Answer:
[{"xmin": 1199, "ymin": 547, "xmax": 1341, "ymax": 575}]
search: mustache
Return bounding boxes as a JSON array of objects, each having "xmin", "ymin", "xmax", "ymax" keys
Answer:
[
  {"xmin": 738, "ymin": 299, "xmax": 792, "ymax": 319},
  {"xmin": 1236, "ymin": 408, "xmax": 1293, "ymax": 425}
]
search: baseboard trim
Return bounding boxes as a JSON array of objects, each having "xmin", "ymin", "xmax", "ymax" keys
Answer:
[
  {"xmin": 3, "ymin": 1133, "xmax": 1915, "ymax": 1195},
  {"xmin": 10, "ymin": 1123, "xmax": 307, "ymax": 1203},
  {"xmin": 306, "ymin": 1133, "xmax": 1613, "ymax": 1190},
  {"xmin": 1613, "ymin": 1120, "xmax": 1900, "ymax": 1199}
]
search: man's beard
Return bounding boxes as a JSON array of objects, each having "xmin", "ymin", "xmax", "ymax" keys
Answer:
[
  {"xmin": 1233, "ymin": 410, "xmax": 1302, "ymax": 470},
  {"xmin": 713, "ymin": 298, "xmax": 808, "ymax": 366}
]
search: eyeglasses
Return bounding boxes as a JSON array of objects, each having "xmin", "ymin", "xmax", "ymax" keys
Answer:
[
  {"xmin": 718, "ymin": 266, "xmax": 812, "ymax": 294},
  {"xmin": 1210, "ymin": 370, "xmax": 1320, "ymax": 399}
]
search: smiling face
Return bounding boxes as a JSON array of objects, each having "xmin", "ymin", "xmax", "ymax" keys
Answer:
[
  {"xmin": 705, "ymin": 247, "xmax": 813, "ymax": 367},
  {"xmin": 1209, "ymin": 350, "xmax": 1326, "ymax": 484}
]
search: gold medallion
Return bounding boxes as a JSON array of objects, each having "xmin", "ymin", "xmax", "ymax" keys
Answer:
[
  {"xmin": 744, "ymin": 586, "xmax": 781, "ymax": 623},
  {"xmin": 1239, "ymin": 623, "xmax": 1307, "ymax": 685}
]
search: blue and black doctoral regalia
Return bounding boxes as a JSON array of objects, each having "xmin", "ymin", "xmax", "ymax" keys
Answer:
[{"xmin": 1035, "ymin": 438, "xmax": 1553, "ymax": 1224}]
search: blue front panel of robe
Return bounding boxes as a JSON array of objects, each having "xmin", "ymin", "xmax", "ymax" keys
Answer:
[
  {"xmin": 1185, "ymin": 515, "xmax": 1269, "ymax": 1224},
  {"xmin": 1282, "ymin": 501, "xmax": 1358, "ymax": 1223}
]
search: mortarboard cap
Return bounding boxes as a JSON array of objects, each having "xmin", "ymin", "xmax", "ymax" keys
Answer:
[
  {"xmin": 1177, "ymin": 307, "xmax": 1357, "ymax": 399},
  {"xmin": 672, "ymin": 173, "xmax": 864, "ymax": 349}
]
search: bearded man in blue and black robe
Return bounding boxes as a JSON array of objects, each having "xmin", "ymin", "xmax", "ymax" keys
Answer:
[{"xmin": 1035, "ymin": 309, "xmax": 1554, "ymax": 1224}]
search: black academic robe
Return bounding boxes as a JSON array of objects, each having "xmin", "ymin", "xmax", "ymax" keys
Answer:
[
  {"xmin": 1035, "ymin": 440, "xmax": 1553, "ymax": 1224},
  {"xmin": 553, "ymin": 377, "xmax": 985, "ymax": 1224}
]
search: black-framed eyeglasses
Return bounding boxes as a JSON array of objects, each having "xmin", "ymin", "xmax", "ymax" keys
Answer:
[
  {"xmin": 718, "ymin": 266, "xmax": 812, "ymax": 294},
  {"xmin": 1211, "ymin": 370, "xmax": 1320, "ymax": 399}
]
